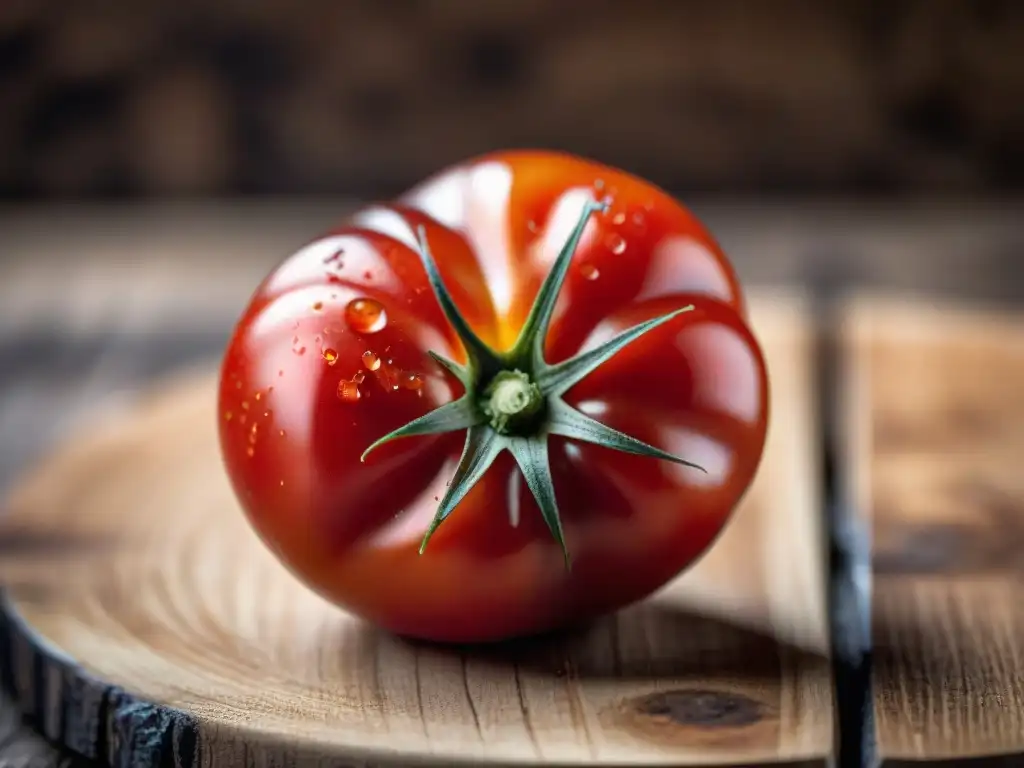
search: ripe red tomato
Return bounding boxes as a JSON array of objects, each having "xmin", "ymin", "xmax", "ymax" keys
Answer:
[{"xmin": 218, "ymin": 150, "xmax": 769, "ymax": 643}]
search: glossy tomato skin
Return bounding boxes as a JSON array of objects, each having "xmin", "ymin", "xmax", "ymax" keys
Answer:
[{"xmin": 219, "ymin": 150, "xmax": 769, "ymax": 643}]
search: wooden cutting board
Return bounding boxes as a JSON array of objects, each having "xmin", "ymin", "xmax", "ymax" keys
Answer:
[{"xmin": 0, "ymin": 291, "xmax": 1021, "ymax": 767}]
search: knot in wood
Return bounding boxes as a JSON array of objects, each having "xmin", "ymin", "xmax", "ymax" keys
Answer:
[{"xmin": 635, "ymin": 689, "xmax": 764, "ymax": 728}]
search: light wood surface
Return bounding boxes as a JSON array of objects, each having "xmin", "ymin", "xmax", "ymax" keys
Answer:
[
  {"xmin": 847, "ymin": 296, "xmax": 1024, "ymax": 763},
  {"xmin": 0, "ymin": 295, "xmax": 831, "ymax": 767}
]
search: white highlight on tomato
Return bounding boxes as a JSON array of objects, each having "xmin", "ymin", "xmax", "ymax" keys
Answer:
[
  {"xmin": 463, "ymin": 161, "xmax": 515, "ymax": 316},
  {"xmin": 402, "ymin": 160, "xmax": 516, "ymax": 317},
  {"xmin": 638, "ymin": 235, "xmax": 732, "ymax": 303},
  {"xmin": 349, "ymin": 206, "xmax": 419, "ymax": 251},
  {"xmin": 534, "ymin": 187, "xmax": 602, "ymax": 270}
]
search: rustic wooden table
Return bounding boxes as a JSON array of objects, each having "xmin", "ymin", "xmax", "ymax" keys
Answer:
[{"xmin": 0, "ymin": 199, "xmax": 1021, "ymax": 766}]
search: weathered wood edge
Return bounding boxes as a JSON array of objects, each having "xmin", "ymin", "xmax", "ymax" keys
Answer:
[{"xmin": 0, "ymin": 591, "xmax": 199, "ymax": 768}]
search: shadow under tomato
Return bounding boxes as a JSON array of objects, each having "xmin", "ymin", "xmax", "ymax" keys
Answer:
[
  {"xmin": 331, "ymin": 600, "xmax": 831, "ymax": 764},
  {"xmin": 411, "ymin": 599, "xmax": 828, "ymax": 681}
]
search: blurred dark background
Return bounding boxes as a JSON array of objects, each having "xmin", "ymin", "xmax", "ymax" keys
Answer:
[{"xmin": 2, "ymin": 0, "xmax": 1023, "ymax": 200}]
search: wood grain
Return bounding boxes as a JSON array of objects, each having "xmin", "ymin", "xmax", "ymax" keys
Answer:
[
  {"xmin": 0, "ymin": 294, "xmax": 829, "ymax": 767},
  {"xmin": 846, "ymin": 296, "xmax": 1024, "ymax": 763}
]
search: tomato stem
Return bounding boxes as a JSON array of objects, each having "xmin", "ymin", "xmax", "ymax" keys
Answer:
[
  {"xmin": 481, "ymin": 370, "xmax": 544, "ymax": 434},
  {"xmin": 362, "ymin": 195, "xmax": 706, "ymax": 566}
]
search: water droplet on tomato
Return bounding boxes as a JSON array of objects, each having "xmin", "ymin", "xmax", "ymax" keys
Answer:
[
  {"xmin": 235, "ymin": 380, "xmax": 242, "ymax": 390},
  {"xmin": 401, "ymin": 372, "xmax": 424, "ymax": 390},
  {"xmin": 337, "ymin": 379, "xmax": 361, "ymax": 403},
  {"xmin": 612, "ymin": 212, "xmax": 626, "ymax": 225},
  {"xmin": 345, "ymin": 298, "xmax": 387, "ymax": 334},
  {"xmin": 241, "ymin": 401, "xmax": 249, "ymax": 410},
  {"xmin": 362, "ymin": 350, "xmax": 381, "ymax": 371},
  {"xmin": 246, "ymin": 446, "xmax": 255, "ymax": 458},
  {"xmin": 580, "ymin": 263, "xmax": 600, "ymax": 280},
  {"xmin": 223, "ymin": 411, "xmax": 232, "ymax": 421},
  {"xmin": 279, "ymin": 479, "xmax": 285, "ymax": 487},
  {"xmin": 279, "ymin": 429, "xmax": 286, "ymax": 437},
  {"xmin": 239, "ymin": 413, "xmax": 248, "ymax": 425},
  {"xmin": 526, "ymin": 219, "xmax": 538, "ymax": 234},
  {"xmin": 607, "ymin": 234, "xmax": 627, "ymax": 255},
  {"xmin": 594, "ymin": 178, "xmax": 605, "ymax": 191},
  {"xmin": 322, "ymin": 348, "xmax": 338, "ymax": 365},
  {"xmin": 254, "ymin": 392, "xmax": 262, "ymax": 401},
  {"xmin": 312, "ymin": 301, "xmax": 324, "ymax": 311}
]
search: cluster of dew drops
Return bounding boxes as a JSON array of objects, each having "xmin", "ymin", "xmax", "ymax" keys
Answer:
[
  {"xmin": 524, "ymin": 178, "xmax": 654, "ymax": 284},
  {"xmin": 225, "ymin": 245, "xmax": 431, "ymax": 483},
  {"xmin": 223, "ymin": 375, "xmax": 283, "ymax": 479},
  {"xmin": 310, "ymin": 248, "xmax": 425, "ymax": 406}
]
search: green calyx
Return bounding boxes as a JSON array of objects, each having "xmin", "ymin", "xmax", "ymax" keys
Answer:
[{"xmin": 360, "ymin": 199, "xmax": 705, "ymax": 567}]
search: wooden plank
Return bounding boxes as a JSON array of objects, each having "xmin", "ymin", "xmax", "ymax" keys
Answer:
[
  {"xmin": 846, "ymin": 295, "xmax": 1024, "ymax": 765},
  {"xmin": 0, "ymin": 293, "xmax": 829, "ymax": 767}
]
